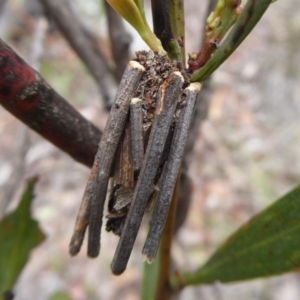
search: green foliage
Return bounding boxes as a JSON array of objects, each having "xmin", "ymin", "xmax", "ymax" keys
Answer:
[
  {"xmin": 0, "ymin": 177, "xmax": 45, "ymax": 296},
  {"xmin": 168, "ymin": 0, "xmax": 185, "ymax": 62},
  {"xmin": 107, "ymin": 0, "xmax": 165, "ymax": 53},
  {"xmin": 191, "ymin": 0, "xmax": 273, "ymax": 82},
  {"xmin": 170, "ymin": 185, "xmax": 300, "ymax": 289},
  {"xmin": 206, "ymin": 0, "xmax": 241, "ymax": 41}
]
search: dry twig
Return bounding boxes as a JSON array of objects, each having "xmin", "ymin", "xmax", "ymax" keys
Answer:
[
  {"xmin": 69, "ymin": 61, "xmax": 145, "ymax": 257},
  {"xmin": 130, "ymin": 98, "xmax": 144, "ymax": 175},
  {"xmin": 143, "ymin": 82, "xmax": 202, "ymax": 262},
  {"xmin": 0, "ymin": 39, "xmax": 101, "ymax": 168},
  {"xmin": 87, "ymin": 61, "xmax": 144, "ymax": 257}
]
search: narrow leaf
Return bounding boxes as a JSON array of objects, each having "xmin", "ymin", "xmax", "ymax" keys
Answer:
[
  {"xmin": 170, "ymin": 185, "xmax": 300, "ymax": 288},
  {"xmin": 133, "ymin": 0, "xmax": 146, "ymax": 19},
  {"xmin": 191, "ymin": 0, "xmax": 273, "ymax": 82},
  {"xmin": 0, "ymin": 177, "xmax": 46, "ymax": 295},
  {"xmin": 107, "ymin": 0, "xmax": 165, "ymax": 53},
  {"xmin": 107, "ymin": 0, "xmax": 144, "ymax": 32}
]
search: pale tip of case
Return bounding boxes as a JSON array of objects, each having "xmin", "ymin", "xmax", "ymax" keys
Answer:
[
  {"xmin": 129, "ymin": 60, "xmax": 146, "ymax": 71},
  {"xmin": 142, "ymin": 253, "xmax": 154, "ymax": 264},
  {"xmin": 131, "ymin": 97, "xmax": 142, "ymax": 104},
  {"xmin": 187, "ymin": 82, "xmax": 202, "ymax": 92},
  {"xmin": 173, "ymin": 71, "xmax": 184, "ymax": 82}
]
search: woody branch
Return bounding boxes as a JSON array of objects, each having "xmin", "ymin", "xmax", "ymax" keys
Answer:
[{"xmin": 0, "ymin": 39, "xmax": 101, "ymax": 168}]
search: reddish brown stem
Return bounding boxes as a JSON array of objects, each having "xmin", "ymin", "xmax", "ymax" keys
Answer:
[
  {"xmin": 0, "ymin": 39, "xmax": 101, "ymax": 168},
  {"xmin": 188, "ymin": 38, "xmax": 218, "ymax": 71}
]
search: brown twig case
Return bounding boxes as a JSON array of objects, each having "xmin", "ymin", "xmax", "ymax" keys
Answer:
[{"xmin": 69, "ymin": 51, "xmax": 201, "ymax": 276}]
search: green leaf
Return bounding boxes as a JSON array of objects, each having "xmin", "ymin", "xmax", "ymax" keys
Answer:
[
  {"xmin": 191, "ymin": 0, "xmax": 273, "ymax": 82},
  {"xmin": 133, "ymin": 0, "xmax": 146, "ymax": 19},
  {"xmin": 107, "ymin": 0, "xmax": 165, "ymax": 53},
  {"xmin": 170, "ymin": 185, "xmax": 300, "ymax": 288},
  {"xmin": 0, "ymin": 177, "xmax": 46, "ymax": 295}
]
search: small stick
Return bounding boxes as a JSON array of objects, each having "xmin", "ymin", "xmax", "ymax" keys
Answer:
[
  {"xmin": 130, "ymin": 98, "xmax": 144, "ymax": 175},
  {"xmin": 111, "ymin": 71, "xmax": 184, "ymax": 275},
  {"xmin": 69, "ymin": 61, "xmax": 145, "ymax": 257},
  {"xmin": 69, "ymin": 155, "xmax": 100, "ymax": 255},
  {"xmin": 105, "ymin": 120, "xmax": 135, "ymax": 236},
  {"xmin": 0, "ymin": 39, "xmax": 102, "ymax": 168},
  {"xmin": 142, "ymin": 83, "xmax": 202, "ymax": 262},
  {"xmin": 87, "ymin": 61, "xmax": 145, "ymax": 258},
  {"xmin": 114, "ymin": 120, "xmax": 134, "ymax": 188}
]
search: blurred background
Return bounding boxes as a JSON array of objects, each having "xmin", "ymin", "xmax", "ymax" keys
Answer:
[{"xmin": 0, "ymin": 0, "xmax": 300, "ymax": 299}]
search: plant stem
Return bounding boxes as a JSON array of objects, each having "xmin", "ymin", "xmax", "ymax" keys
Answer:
[
  {"xmin": 188, "ymin": 0, "xmax": 242, "ymax": 71},
  {"xmin": 154, "ymin": 173, "xmax": 181, "ymax": 300},
  {"xmin": 191, "ymin": 0, "xmax": 273, "ymax": 82},
  {"xmin": 151, "ymin": 0, "xmax": 182, "ymax": 62},
  {"xmin": 0, "ymin": 39, "xmax": 101, "ymax": 168},
  {"xmin": 168, "ymin": 0, "xmax": 185, "ymax": 64},
  {"xmin": 141, "ymin": 252, "xmax": 161, "ymax": 300}
]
